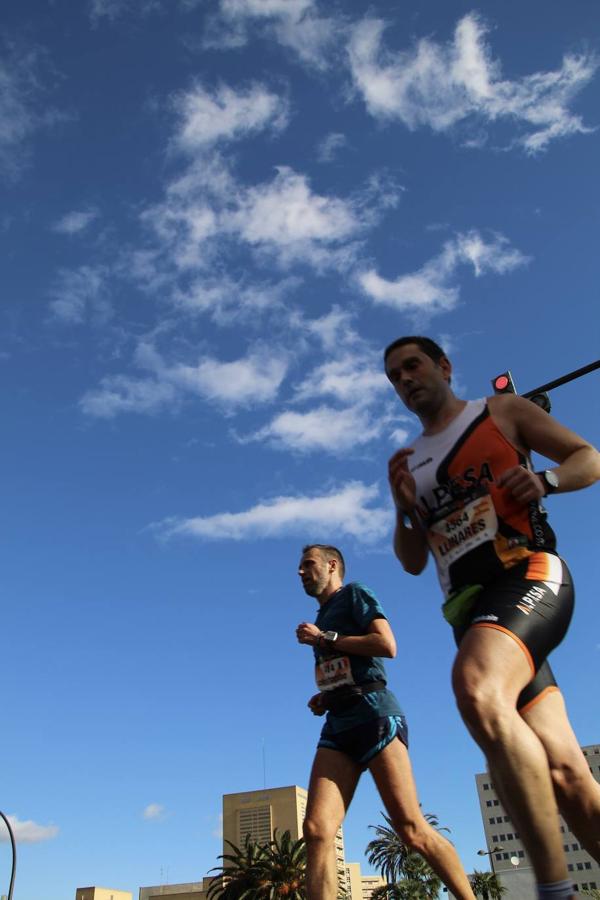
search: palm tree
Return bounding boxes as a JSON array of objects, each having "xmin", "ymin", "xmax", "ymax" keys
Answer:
[
  {"xmin": 207, "ymin": 834, "xmax": 269, "ymax": 899},
  {"xmin": 470, "ymin": 869, "xmax": 507, "ymax": 900},
  {"xmin": 366, "ymin": 812, "xmax": 443, "ymax": 899},
  {"xmin": 255, "ymin": 829, "xmax": 307, "ymax": 898},
  {"xmin": 207, "ymin": 830, "xmax": 310, "ymax": 899}
]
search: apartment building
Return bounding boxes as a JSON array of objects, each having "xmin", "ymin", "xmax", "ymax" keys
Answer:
[{"xmin": 475, "ymin": 742, "xmax": 600, "ymax": 899}]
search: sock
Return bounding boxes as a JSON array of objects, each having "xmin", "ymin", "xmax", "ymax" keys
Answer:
[{"xmin": 537, "ymin": 880, "xmax": 575, "ymax": 900}]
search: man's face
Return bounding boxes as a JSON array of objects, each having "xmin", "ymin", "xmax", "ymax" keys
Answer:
[
  {"xmin": 298, "ymin": 549, "xmax": 331, "ymax": 598},
  {"xmin": 385, "ymin": 343, "xmax": 451, "ymax": 415}
]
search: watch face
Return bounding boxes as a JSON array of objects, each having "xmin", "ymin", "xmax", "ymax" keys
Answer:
[
  {"xmin": 323, "ymin": 631, "xmax": 338, "ymax": 641},
  {"xmin": 545, "ymin": 470, "xmax": 559, "ymax": 489}
]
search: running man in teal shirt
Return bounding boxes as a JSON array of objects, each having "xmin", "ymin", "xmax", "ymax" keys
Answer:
[{"xmin": 296, "ymin": 543, "xmax": 475, "ymax": 900}]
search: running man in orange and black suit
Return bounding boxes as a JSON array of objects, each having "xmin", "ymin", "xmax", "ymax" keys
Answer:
[{"xmin": 384, "ymin": 336, "xmax": 600, "ymax": 900}]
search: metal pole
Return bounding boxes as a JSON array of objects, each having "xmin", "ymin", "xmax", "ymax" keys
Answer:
[
  {"xmin": 0, "ymin": 811, "xmax": 16, "ymax": 900},
  {"xmin": 522, "ymin": 360, "xmax": 600, "ymax": 398}
]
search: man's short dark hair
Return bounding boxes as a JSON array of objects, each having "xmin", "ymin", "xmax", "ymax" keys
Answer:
[
  {"xmin": 383, "ymin": 336, "xmax": 447, "ymax": 367},
  {"xmin": 302, "ymin": 544, "xmax": 346, "ymax": 580}
]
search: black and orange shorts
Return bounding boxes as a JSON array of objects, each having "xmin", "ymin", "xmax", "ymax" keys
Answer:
[{"xmin": 453, "ymin": 552, "xmax": 574, "ymax": 712}]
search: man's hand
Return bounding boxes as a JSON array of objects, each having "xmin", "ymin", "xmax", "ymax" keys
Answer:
[
  {"xmin": 388, "ymin": 448, "xmax": 417, "ymax": 513},
  {"xmin": 498, "ymin": 466, "xmax": 545, "ymax": 504},
  {"xmin": 307, "ymin": 693, "xmax": 326, "ymax": 716},
  {"xmin": 296, "ymin": 622, "xmax": 321, "ymax": 645}
]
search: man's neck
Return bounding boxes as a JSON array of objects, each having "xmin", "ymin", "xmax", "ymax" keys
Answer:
[
  {"xmin": 317, "ymin": 581, "xmax": 343, "ymax": 606},
  {"xmin": 419, "ymin": 394, "xmax": 467, "ymax": 435}
]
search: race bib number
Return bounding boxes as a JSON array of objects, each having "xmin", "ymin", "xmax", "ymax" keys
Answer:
[
  {"xmin": 428, "ymin": 494, "xmax": 497, "ymax": 572},
  {"xmin": 315, "ymin": 656, "xmax": 355, "ymax": 691}
]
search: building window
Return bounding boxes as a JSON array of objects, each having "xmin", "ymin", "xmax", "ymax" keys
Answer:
[
  {"xmin": 568, "ymin": 865, "xmax": 574, "ymax": 872},
  {"xmin": 483, "ymin": 783, "xmax": 490, "ymax": 790},
  {"xmin": 495, "ymin": 854, "xmax": 502, "ymax": 862},
  {"xmin": 518, "ymin": 851, "xmax": 525, "ymax": 859},
  {"xmin": 585, "ymin": 862, "xmax": 592, "ymax": 870},
  {"xmin": 486, "ymin": 800, "xmax": 492, "ymax": 807}
]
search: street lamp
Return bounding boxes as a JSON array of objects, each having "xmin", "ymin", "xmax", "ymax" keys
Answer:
[
  {"xmin": 477, "ymin": 847, "xmax": 503, "ymax": 873},
  {"xmin": 0, "ymin": 810, "xmax": 16, "ymax": 900}
]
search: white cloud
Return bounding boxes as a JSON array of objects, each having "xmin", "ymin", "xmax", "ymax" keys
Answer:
[
  {"xmin": 294, "ymin": 356, "xmax": 388, "ymax": 405},
  {"xmin": 220, "ymin": 0, "xmax": 314, "ymax": 18},
  {"xmin": 49, "ymin": 265, "xmax": 113, "ymax": 324},
  {"xmin": 143, "ymin": 803, "xmax": 166, "ymax": 820},
  {"xmin": 81, "ymin": 344, "xmax": 289, "ymax": 418},
  {"xmin": 172, "ymin": 82, "xmax": 289, "ymax": 153},
  {"xmin": 316, "ymin": 132, "xmax": 347, "ymax": 163},
  {"xmin": 210, "ymin": 0, "xmax": 339, "ymax": 69},
  {"xmin": 142, "ymin": 159, "xmax": 373, "ymax": 274},
  {"xmin": 166, "ymin": 351, "xmax": 288, "ymax": 408},
  {"xmin": 227, "ymin": 166, "xmax": 361, "ymax": 268},
  {"xmin": 358, "ymin": 230, "xmax": 529, "ymax": 317},
  {"xmin": 172, "ymin": 276, "xmax": 298, "ymax": 325},
  {"xmin": 0, "ymin": 41, "xmax": 58, "ymax": 180},
  {"xmin": 0, "ymin": 815, "xmax": 58, "ymax": 844},
  {"xmin": 303, "ymin": 306, "xmax": 359, "ymax": 352},
  {"xmin": 248, "ymin": 404, "xmax": 387, "ymax": 453},
  {"xmin": 157, "ymin": 481, "xmax": 391, "ymax": 543},
  {"xmin": 348, "ymin": 13, "xmax": 598, "ymax": 153},
  {"xmin": 52, "ymin": 209, "xmax": 99, "ymax": 235},
  {"xmin": 80, "ymin": 374, "xmax": 178, "ymax": 418}
]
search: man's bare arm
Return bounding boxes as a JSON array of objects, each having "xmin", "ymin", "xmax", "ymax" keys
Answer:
[
  {"xmin": 388, "ymin": 447, "xmax": 429, "ymax": 574},
  {"xmin": 296, "ymin": 618, "xmax": 397, "ymax": 658},
  {"xmin": 489, "ymin": 394, "xmax": 600, "ymax": 501}
]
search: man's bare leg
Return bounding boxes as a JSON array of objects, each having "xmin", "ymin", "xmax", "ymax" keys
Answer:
[
  {"xmin": 452, "ymin": 627, "xmax": 569, "ymax": 886},
  {"xmin": 369, "ymin": 738, "xmax": 476, "ymax": 899},
  {"xmin": 523, "ymin": 689, "xmax": 600, "ymax": 862},
  {"xmin": 303, "ymin": 748, "xmax": 361, "ymax": 900}
]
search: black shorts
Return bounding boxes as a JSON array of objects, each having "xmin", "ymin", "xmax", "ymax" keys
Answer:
[
  {"xmin": 453, "ymin": 552, "xmax": 573, "ymax": 711},
  {"xmin": 318, "ymin": 715, "xmax": 408, "ymax": 769}
]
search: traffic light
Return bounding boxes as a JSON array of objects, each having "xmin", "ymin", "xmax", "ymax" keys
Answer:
[
  {"xmin": 527, "ymin": 391, "xmax": 552, "ymax": 413},
  {"xmin": 491, "ymin": 371, "xmax": 517, "ymax": 394}
]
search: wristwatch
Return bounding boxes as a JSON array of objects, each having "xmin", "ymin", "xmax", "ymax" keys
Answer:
[
  {"xmin": 322, "ymin": 631, "xmax": 338, "ymax": 642},
  {"xmin": 536, "ymin": 469, "xmax": 559, "ymax": 496}
]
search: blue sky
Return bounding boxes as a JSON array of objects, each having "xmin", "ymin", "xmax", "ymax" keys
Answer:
[{"xmin": 1, "ymin": 0, "xmax": 600, "ymax": 897}]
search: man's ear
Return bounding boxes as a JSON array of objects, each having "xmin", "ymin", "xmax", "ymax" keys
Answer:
[{"xmin": 439, "ymin": 355, "xmax": 452, "ymax": 382}]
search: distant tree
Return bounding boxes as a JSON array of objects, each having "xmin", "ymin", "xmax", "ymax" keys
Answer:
[
  {"xmin": 470, "ymin": 869, "xmax": 507, "ymax": 900},
  {"xmin": 366, "ymin": 812, "xmax": 443, "ymax": 899},
  {"xmin": 208, "ymin": 828, "xmax": 348, "ymax": 899},
  {"xmin": 207, "ymin": 834, "xmax": 268, "ymax": 899},
  {"xmin": 256, "ymin": 829, "xmax": 307, "ymax": 898}
]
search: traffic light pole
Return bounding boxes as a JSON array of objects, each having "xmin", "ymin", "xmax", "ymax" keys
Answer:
[
  {"xmin": 492, "ymin": 359, "xmax": 600, "ymax": 412},
  {"xmin": 521, "ymin": 359, "xmax": 600, "ymax": 399}
]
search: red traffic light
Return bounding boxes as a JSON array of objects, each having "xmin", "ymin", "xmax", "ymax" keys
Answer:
[{"xmin": 491, "ymin": 370, "xmax": 517, "ymax": 394}]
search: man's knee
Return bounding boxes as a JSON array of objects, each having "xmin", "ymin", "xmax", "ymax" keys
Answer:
[
  {"xmin": 388, "ymin": 816, "xmax": 436, "ymax": 856},
  {"xmin": 452, "ymin": 670, "xmax": 512, "ymax": 741},
  {"xmin": 303, "ymin": 814, "xmax": 338, "ymax": 847},
  {"xmin": 549, "ymin": 752, "xmax": 595, "ymax": 802}
]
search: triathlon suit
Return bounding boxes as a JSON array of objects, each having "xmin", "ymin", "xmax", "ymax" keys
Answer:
[
  {"xmin": 408, "ymin": 399, "xmax": 574, "ymax": 712},
  {"xmin": 313, "ymin": 582, "xmax": 408, "ymax": 768}
]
